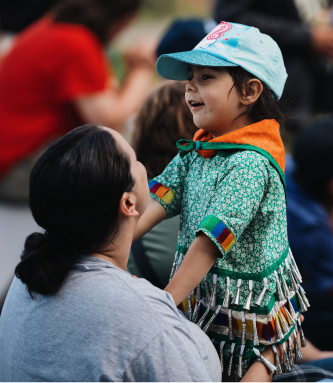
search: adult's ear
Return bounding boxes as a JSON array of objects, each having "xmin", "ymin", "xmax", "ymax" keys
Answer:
[
  {"xmin": 240, "ymin": 79, "xmax": 263, "ymax": 106},
  {"xmin": 118, "ymin": 192, "xmax": 139, "ymax": 218}
]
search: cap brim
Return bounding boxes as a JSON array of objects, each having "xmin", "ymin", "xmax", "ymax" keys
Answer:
[{"xmin": 156, "ymin": 50, "xmax": 238, "ymax": 80}]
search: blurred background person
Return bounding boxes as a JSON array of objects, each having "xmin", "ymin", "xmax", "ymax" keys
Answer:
[
  {"xmin": 214, "ymin": 0, "xmax": 333, "ymax": 131},
  {"xmin": 0, "ymin": 0, "xmax": 155, "ymax": 202},
  {"xmin": 127, "ymin": 81, "xmax": 197, "ymax": 288},
  {"xmin": 286, "ymin": 118, "xmax": 333, "ymax": 351},
  {"xmin": 0, "ymin": 0, "xmax": 60, "ymax": 58}
]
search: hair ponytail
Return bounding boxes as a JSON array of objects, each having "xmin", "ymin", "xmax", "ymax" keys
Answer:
[
  {"xmin": 15, "ymin": 124, "xmax": 134, "ymax": 297},
  {"xmin": 15, "ymin": 232, "xmax": 78, "ymax": 297}
]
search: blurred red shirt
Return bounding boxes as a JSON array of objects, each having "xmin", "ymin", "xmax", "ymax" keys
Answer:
[{"xmin": 0, "ymin": 17, "xmax": 110, "ymax": 177}]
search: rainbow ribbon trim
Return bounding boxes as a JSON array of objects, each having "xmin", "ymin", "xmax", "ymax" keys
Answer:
[
  {"xmin": 198, "ymin": 215, "xmax": 235, "ymax": 252},
  {"xmin": 149, "ymin": 180, "xmax": 174, "ymax": 204}
]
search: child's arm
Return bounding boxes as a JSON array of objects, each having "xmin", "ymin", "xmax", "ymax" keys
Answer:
[
  {"xmin": 133, "ymin": 196, "xmax": 167, "ymax": 242},
  {"xmin": 165, "ymin": 232, "xmax": 220, "ymax": 306}
]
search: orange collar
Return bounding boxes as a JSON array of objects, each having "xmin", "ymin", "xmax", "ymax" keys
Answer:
[{"xmin": 193, "ymin": 119, "xmax": 285, "ymax": 172}]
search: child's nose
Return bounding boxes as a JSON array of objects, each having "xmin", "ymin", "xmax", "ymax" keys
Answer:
[{"xmin": 185, "ymin": 81, "xmax": 197, "ymax": 93}]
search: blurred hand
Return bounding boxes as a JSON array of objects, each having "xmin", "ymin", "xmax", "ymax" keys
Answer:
[
  {"xmin": 124, "ymin": 39, "xmax": 157, "ymax": 71},
  {"xmin": 311, "ymin": 26, "xmax": 333, "ymax": 59}
]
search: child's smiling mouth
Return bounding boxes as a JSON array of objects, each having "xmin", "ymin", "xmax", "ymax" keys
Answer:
[{"xmin": 188, "ymin": 100, "xmax": 205, "ymax": 110}]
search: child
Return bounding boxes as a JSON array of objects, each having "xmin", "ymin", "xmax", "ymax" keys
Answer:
[{"xmin": 134, "ymin": 21, "xmax": 308, "ymax": 378}]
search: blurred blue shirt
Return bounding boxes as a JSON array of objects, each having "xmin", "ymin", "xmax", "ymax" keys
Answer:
[{"xmin": 286, "ymin": 155, "xmax": 333, "ymax": 292}]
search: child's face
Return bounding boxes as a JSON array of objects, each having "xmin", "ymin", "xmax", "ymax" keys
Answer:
[{"xmin": 185, "ymin": 65, "xmax": 247, "ymax": 136}]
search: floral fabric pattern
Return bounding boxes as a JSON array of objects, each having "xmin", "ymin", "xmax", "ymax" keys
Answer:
[{"xmin": 150, "ymin": 149, "xmax": 289, "ymax": 309}]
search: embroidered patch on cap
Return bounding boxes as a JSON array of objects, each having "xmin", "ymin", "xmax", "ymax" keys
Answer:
[
  {"xmin": 149, "ymin": 180, "xmax": 174, "ymax": 204},
  {"xmin": 198, "ymin": 215, "xmax": 235, "ymax": 252}
]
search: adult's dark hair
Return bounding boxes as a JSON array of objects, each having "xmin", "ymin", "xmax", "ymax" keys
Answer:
[
  {"xmin": 292, "ymin": 118, "xmax": 333, "ymax": 201},
  {"xmin": 15, "ymin": 124, "xmax": 134, "ymax": 297},
  {"xmin": 134, "ymin": 81, "xmax": 197, "ymax": 178},
  {"xmin": 52, "ymin": 0, "xmax": 142, "ymax": 45},
  {"xmin": 226, "ymin": 66, "xmax": 285, "ymax": 128}
]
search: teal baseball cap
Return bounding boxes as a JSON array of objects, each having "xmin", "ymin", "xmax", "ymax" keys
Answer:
[{"xmin": 156, "ymin": 21, "xmax": 287, "ymax": 99}]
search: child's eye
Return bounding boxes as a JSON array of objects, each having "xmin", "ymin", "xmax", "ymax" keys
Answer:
[{"xmin": 202, "ymin": 74, "xmax": 213, "ymax": 80}]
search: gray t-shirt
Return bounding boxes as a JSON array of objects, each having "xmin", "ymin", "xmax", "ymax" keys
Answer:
[{"xmin": 0, "ymin": 256, "xmax": 220, "ymax": 382}]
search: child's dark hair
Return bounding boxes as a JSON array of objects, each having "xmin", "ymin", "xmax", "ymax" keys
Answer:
[
  {"xmin": 15, "ymin": 124, "xmax": 134, "ymax": 297},
  {"xmin": 226, "ymin": 67, "xmax": 285, "ymax": 128},
  {"xmin": 134, "ymin": 81, "xmax": 197, "ymax": 178}
]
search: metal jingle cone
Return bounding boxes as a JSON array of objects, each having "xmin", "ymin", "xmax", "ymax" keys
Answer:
[
  {"xmin": 243, "ymin": 290, "xmax": 252, "ymax": 312},
  {"xmin": 203, "ymin": 305, "xmax": 221, "ymax": 334},
  {"xmin": 236, "ymin": 345, "xmax": 245, "ymax": 381},
  {"xmin": 272, "ymin": 345, "xmax": 283, "ymax": 376},
  {"xmin": 298, "ymin": 318, "xmax": 307, "ymax": 347},
  {"xmin": 241, "ymin": 311, "xmax": 247, "ymax": 345},
  {"xmin": 192, "ymin": 299, "xmax": 202, "ymax": 323},
  {"xmin": 243, "ymin": 280, "xmax": 253, "ymax": 312},
  {"xmin": 187, "ymin": 295, "xmax": 193, "ymax": 321},
  {"xmin": 169, "ymin": 251, "xmax": 179, "ymax": 281},
  {"xmin": 299, "ymin": 285, "xmax": 310, "ymax": 308},
  {"xmin": 288, "ymin": 269, "xmax": 298, "ymax": 294},
  {"xmin": 283, "ymin": 305, "xmax": 296, "ymax": 326},
  {"xmin": 283, "ymin": 349, "xmax": 292, "ymax": 372},
  {"xmin": 289, "ymin": 250, "xmax": 303, "ymax": 283},
  {"xmin": 294, "ymin": 329, "xmax": 303, "ymax": 362},
  {"xmin": 220, "ymin": 341, "xmax": 226, "ymax": 373},
  {"xmin": 253, "ymin": 348, "xmax": 277, "ymax": 375},
  {"xmin": 291, "ymin": 263, "xmax": 302, "ymax": 285},
  {"xmin": 204, "ymin": 276, "xmax": 211, "ymax": 304},
  {"xmin": 175, "ymin": 253, "xmax": 183, "ymax": 274},
  {"xmin": 254, "ymin": 278, "xmax": 268, "ymax": 307},
  {"xmin": 288, "ymin": 339, "xmax": 294, "ymax": 369},
  {"xmin": 252, "ymin": 313, "xmax": 259, "ymax": 346},
  {"xmin": 222, "ymin": 286, "xmax": 230, "ymax": 309},
  {"xmin": 196, "ymin": 284, "xmax": 202, "ymax": 301},
  {"xmin": 197, "ymin": 305, "xmax": 211, "ymax": 329},
  {"xmin": 210, "ymin": 274, "xmax": 217, "ymax": 308},
  {"xmin": 237, "ymin": 354, "xmax": 244, "ymax": 381},
  {"xmin": 296, "ymin": 290, "xmax": 307, "ymax": 313},
  {"xmin": 231, "ymin": 279, "xmax": 242, "ymax": 308},
  {"xmin": 280, "ymin": 265, "xmax": 290, "ymax": 299},
  {"xmin": 228, "ymin": 308, "xmax": 235, "ymax": 340},
  {"xmin": 277, "ymin": 310, "xmax": 290, "ymax": 334},
  {"xmin": 288, "ymin": 298, "xmax": 297, "ymax": 321},
  {"xmin": 274, "ymin": 313, "xmax": 284, "ymax": 341},
  {"xmin": 227, "ymin": 343, "xmax": 236, "ymax": 377},
  {"xmin": 274, "ymin": 271, "xmax": 285, "ymax": 302}
]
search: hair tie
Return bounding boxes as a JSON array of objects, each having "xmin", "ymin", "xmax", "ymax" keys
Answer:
[{"xmin": 195, "ymin": 141, "xmax": 200, "ymax": 151}]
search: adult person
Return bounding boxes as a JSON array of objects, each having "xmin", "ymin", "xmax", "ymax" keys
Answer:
[
  {"xmin": 286, "ymin": 118, "xmax": 333, "ymax": 351},
  {"xmin": 213, "ymin": 0, "xmax": 333, "ymax": 130},
  {"xmin": 128, "ymin": 81, "xmax": 197, "ymax": 288},
  {"xmin": 0, "ymin": 124, "xmax": 331, "ymax": 382},
  {"xmin": 0, "ymin": 0, "xmax": 155, "ymax": 201},
  {"xmin": 0, "ymin": 124, "xmax": 221, "ymax": 382}
]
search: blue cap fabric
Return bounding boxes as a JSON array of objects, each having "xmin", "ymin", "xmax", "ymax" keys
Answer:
[{"xmin": 156, "ymin": 21, "xmax": 288, "ymax": 99}]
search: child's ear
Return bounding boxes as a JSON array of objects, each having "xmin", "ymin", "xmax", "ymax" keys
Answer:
[
  {"xmin": 119, "ymin": 192, "xmax": 139, "ymax": 218},
  {"xmin": 241, "ymin": 79, "xmax": 263, "ymax": 106}
]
